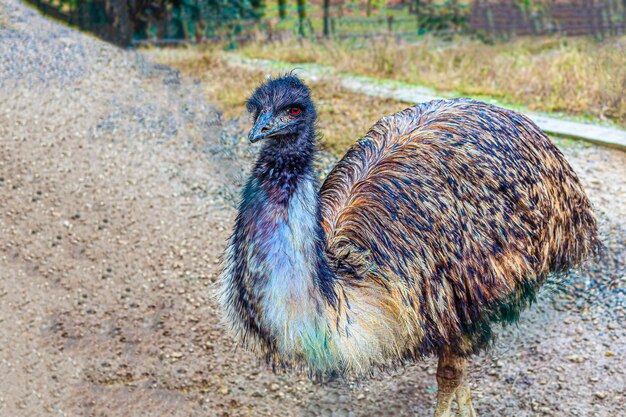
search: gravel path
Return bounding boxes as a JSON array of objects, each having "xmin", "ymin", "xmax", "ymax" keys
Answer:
[{"xmin": 1, "ymin": 1, "xmax": 624, "ymax": 416}]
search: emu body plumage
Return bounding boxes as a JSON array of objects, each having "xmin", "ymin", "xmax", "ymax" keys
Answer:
[{"xmin": 219, "ymin": 76, "xmax": 599, "ymax": 415}]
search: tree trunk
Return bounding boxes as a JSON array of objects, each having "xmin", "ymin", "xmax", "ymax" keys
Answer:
[
  {"xmin": 278, "ymin": 0, "xmax": 287, "ymax": 19},
  {"xmin": 251, "ymin": 0, "xmax": 265, "ymax": 18},
  {"xmin": 414, "ymin": 0, "xmax": 421, "ymax": 33},
  {"xmin": 323, "ymin": 0, "xmax": 331, "ymax": 36},
  {"xmin": 105, "ymin": 0, "xmax": 133, "ymax": 46},
  {"xmin": 297, "ymin": 0, "xmax": 306, "ymax": 36}
]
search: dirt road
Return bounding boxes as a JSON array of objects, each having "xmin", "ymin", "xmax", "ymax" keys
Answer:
[{"xmin": 1, "ymin": 1, "xmax": 624, "ymax": 416}]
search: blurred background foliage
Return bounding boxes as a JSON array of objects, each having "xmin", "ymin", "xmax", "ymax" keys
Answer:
[
  {"xmin": 24, "ymin": 1, "xmax": 626, "ymax": 47},
  {"xmin": 24, "ymin": 0, "xmax": 626, "ymax": 129},
  {"xmin": 25, "ymin": 0, "xmax": 476, "ymax": 45}
]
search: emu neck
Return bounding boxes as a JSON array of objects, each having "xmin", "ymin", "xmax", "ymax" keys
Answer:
[
  {"xmin": 253, "ymin": 132, "xmax": 317, "ymax": 197},
  {"xmin": 248, "ymin": 132, "xmax": 327, "ymax": 287},
  {"xmin": 238, "ymin": 132, "xmax": 336, "ymax": 361}
]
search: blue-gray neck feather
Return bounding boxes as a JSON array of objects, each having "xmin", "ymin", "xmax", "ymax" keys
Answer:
[
  {"xmin": 251, "ymin": 126, "xmax": 337, "ymax": 303},
  {"xmin": 221, "ymin": 125, "xmax": 337, "ymax": 364}
]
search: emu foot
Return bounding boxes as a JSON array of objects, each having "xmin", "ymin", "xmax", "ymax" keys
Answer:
[
  {"xmin": 433, "ymin": 352, "xmax": 477, "ymax": 417},
  {"xmin": 455, "ymin": 382, "xmax": 476, "ymax": 417}
]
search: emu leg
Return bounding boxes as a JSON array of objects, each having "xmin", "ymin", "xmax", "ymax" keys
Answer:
[
  {"xmin": 455, "ymin": 380, "xmax": 477, "ymax": 417},
  {"xmin": 433, "ymin": 352, "xmax": 476, "ymax": 417}
]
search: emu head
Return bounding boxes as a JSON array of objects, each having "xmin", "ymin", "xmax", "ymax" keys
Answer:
[{"xmin": 246, "ymin": 75, "xmax": 317, "ymax": 144}]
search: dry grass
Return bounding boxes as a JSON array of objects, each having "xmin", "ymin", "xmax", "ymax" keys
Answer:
[
  {"xmin": 149, "ymin": 48, "xmax": 266, "ymax": 119},
  {"xmin": 309, "ymin": 79, "xmax": 408, "ymax": 154},
  {"xmin": 149, "ymin": 47, "xmax": 410, "ymax": 155},
  {"xmin": 239, "ymin": 36, "xmax": 626, "ymax": 126}
]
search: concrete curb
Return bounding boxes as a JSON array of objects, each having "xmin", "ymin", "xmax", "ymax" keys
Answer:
[{"xmin": 528, "ymin": 115, "xmax": 626, "ymax": 151}]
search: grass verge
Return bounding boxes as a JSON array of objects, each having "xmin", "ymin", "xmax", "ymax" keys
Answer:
[
  {"xmin": 238, "ymin": 36, "xmax": 626, "ymax": 127},
  {"xmin": 147, "ymin": 46, "xmax": 600, "ymax": 159},
  {"xmin": 148, "ymin": 47, "xmax": 412, "ymax": 155}
]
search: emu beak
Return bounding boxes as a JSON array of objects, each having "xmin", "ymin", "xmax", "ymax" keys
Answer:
[{"xmin": 249, "ymin": 111, "xmax": 276, "ymax": 143}]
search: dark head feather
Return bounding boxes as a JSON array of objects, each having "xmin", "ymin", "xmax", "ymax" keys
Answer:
[{"xmin": 247, "ymin": 74, "xmax": 312, "ymax": 110}]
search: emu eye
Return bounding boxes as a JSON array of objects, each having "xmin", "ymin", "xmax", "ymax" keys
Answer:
[{"xmin": 289, "ymin": 106, "xmax": 302, "ymax": 116}]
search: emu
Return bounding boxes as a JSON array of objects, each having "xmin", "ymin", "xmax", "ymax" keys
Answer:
[{"xmin": 219, "ymin": 75, "xmax": 599, "ymax": 416}]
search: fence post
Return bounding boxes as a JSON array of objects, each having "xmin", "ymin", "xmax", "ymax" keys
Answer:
[
  {"xmin": 278, "ymin": 0, "xmax": 287, "ymax": 20},
  {"xmin": 77, "ymin": 1, "xmax": 84, "ymax": 31},
  {"xmin": 323, "ymin": 0, "xmax": 331, "ymax": 37},
  {"xmin": 623, "ymin": 0, "xmax": 626, "ymax": 35},
  {"xmin": 414, "ymin": 0, "xmax": 421, "ymax": 33},
  {"xmin": 297, "ymin": 0, "xmax": 307, "ymax": 36}
]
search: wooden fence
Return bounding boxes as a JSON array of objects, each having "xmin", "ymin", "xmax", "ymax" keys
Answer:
[
  {"xmin": 24, "ymin": 1, "xmax": 469, "ymax": 46},
  {"xmin": 24, "ymin": 0, "xmax": 626, "ymax": 45},
  {"xmin": 470, "ymin": 0, "xmax": 626, "ymax": 37}
]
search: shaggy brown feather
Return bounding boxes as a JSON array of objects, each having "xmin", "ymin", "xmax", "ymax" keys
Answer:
[{"xmin": 320, "ymin": 99, "xmax": 600, "ymax": 358}]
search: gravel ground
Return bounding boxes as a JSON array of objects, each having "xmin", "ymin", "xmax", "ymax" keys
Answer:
[{"xmin": 1, "ymin": 1, "xmax": 624, "ymax": 416}]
